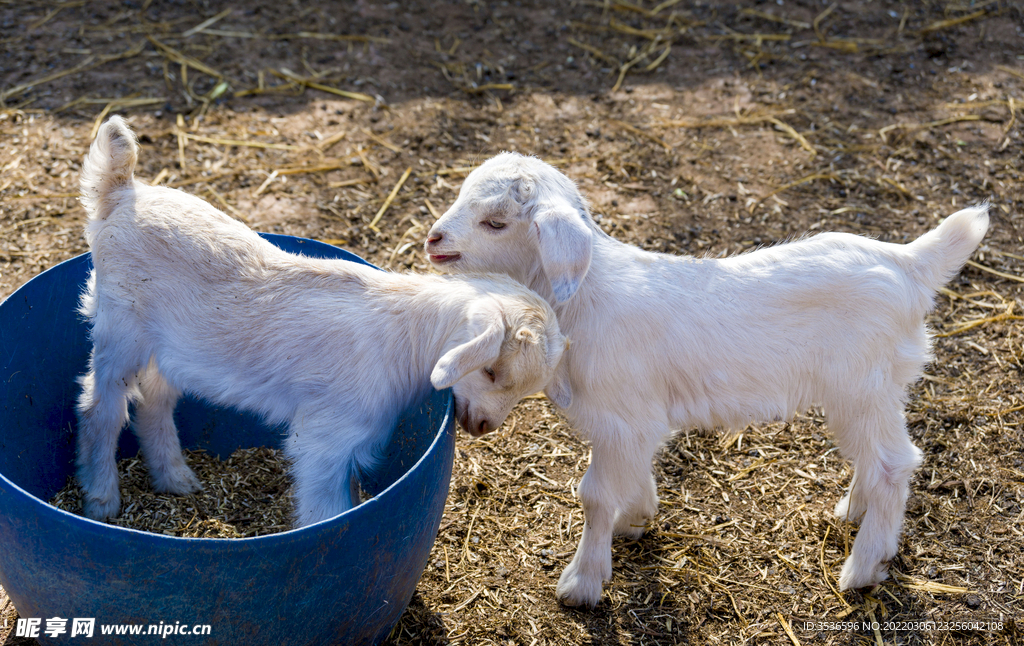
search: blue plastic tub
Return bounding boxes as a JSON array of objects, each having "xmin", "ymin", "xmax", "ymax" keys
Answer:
[{"xmin": 0, "ymin": 235, "xmax": 455, "ymax": 645}]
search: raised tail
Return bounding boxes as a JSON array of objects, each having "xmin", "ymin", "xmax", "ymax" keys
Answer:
[
  {"xmin": 906, "ymin": 205, "xmax": 989, "ymax": 292},
  {"xmin": 79, "ymin": 115, "xmax": 138, "ymax": 221}
]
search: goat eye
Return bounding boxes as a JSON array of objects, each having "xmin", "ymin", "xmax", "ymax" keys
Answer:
[
  {"xmin": 485, "ymin": 220, "xmax": 506, "ymax": 230},
  {"xmin": 484, "ymin": 367, "xmax": 496, "ymax": 381}
]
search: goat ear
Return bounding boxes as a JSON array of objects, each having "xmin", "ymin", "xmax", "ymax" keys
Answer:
[
  {"xmin": 534, "ymin": 206, "xmax": 592, "ymax": 303},
  {"xmin": 431, "ymin": 313, "xmax": 504, "ymax": 390},
  {"xmin": 544, "ymin": 367, "xmax": 572, "ymax": 409}
]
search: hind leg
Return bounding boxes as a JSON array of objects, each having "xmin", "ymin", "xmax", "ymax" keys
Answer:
[
  {"xmin": 613, "ymin": 470, "xmax": 659, "ymax": 539},
  {"xmin": 829, "ymin": 401, "xmax": 923, "ymax": 590},
  {"xmin": 132, "ymin": 359, "xmax": 201, "ymax": 495},
  {"xmin": 76, "ymin": 336, "xmax": 146, "ymax": 520}
]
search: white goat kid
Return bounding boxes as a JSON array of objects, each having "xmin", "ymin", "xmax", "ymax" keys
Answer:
[
  {"xmin": 76, "ymin": 119, "xmax": 566, "ymax": 528},
  {"xmin": 425, "ymin": 152, "xmax": 989, "ymax": 607}
]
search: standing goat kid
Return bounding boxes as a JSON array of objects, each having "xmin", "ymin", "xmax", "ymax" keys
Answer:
[
  {"xmin": 425, "ymin": 152, "xmax": 989, "ymax": 607},
  {"xmin": 76, "ymin": 119, "xmax": 566, "ymax": 528}
]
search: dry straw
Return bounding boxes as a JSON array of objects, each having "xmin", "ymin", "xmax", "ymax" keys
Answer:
[{"xmin": 51, "ymin": 448, "xmax": 294, "ymax": 538}]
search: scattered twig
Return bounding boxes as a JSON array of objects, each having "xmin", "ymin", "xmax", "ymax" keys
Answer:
[
  {"xmin": 661, "ymin": 109, "xmax": 795, "ymax": 129},
  {"xmin": 644, "ymin": 43, "xmax": 672, "ymax": 72},
  {"xmin": 460, "ymin": 83, "xmax": 515, "ymax": 95},
  {"xmin": 777, "ymin": 612, "xmax": 802, "ymax": 646},
  {"xmin": 269, "ymin": 32, "xmax": 388, "ymax": 44},
  {"xmin": 752, "ymin": 172, "xmax": 839, "ymax": 210},
  {"xmin": 147, "ymin": 35, "xmax": 224, "ymax": 80},
  {"xmin": 150, "ymin": 168, "xmax": 170, "ymax": 186},
  {"xmin": 567, "ymin": 38, "xmax": 619, "ymax": 67},
  {"xmin": 1000, "ymin": 96, "xmax": 1016, "ymax": 150},
  {"xmin": 423, "ymin": 199, "xmax": 442, "ymax": 220},
  {"xmin": 419, "ymin": 165, "xmax": 480, "ymax": 178},
  {"xmin": 740, "ymin": 8, "xmax": 811, "ymax": 30},
  {"xmin": 182, "ymin": 9, "xmax": 233, "ymax": 38},
  {"xmin": 820, "ymin": 525, "xmax": 852, "ymax": 608},
  {"xmin": 894, "ymin": 576, "xmax": 973, "ymax": 595},
  {"xmin": 386, "ymin": 222, "xmax": 425, "ymax": 268},
  {"xmin": 253, "ymin": 170, "xmax": 279, "ymax": 197},
  {"xmin": 879, "ymin": 115, "xmax": 982, "ymax": 143},
  {"xmin": 88, "ymin": 98, "xmax": 165, "ymax": 141},
  {"xmin": 450, "ymin": 588, "xmax": 482, "ymax": 613},
  {"xmin": 362, "ymin": 128, "xmax": 402, "ymax": 153},
  {"xmin": 328, "ymin": 177, "xmax": 374, "ymax": 189},
  {"xmin": 812, "ymin": 3, "xmax": 837, "ymax": 43},
  {"xmin": 964, "ymin": 260, "xmax": 1024, "ymax": 284},
  {"xmin": 317, "ymin": 130, "xmax": 348, "ymax": 152},
  {"xmin": 166, "ymin": 171, "xmax": 238, "ymax": 189},
  {"xmin": 920, "ymin": 9, "xmax": 990, "ymax": 36},
  {"xmin": 458, "ymin": 507, "xmax": 481, "ymax": 567},
  {"xmin": 767, "ymin": 118, "xmax": 816, "ymax": 156},
  {"xmin": 996, "ymin": 64, "xmax": 1024, "ymax": 81},
  {"xmin": 0, "ymin": 217, "xmax": 63, "ymax": 236},
  {"xmin": 612, "ymin": 46, "xmax": 656, "ymax": 92},
  {"xmin": 650, "ymin": 0, "xmax": 683, "ymax": 15},
  {"xmin": 368, "ymin": 166, "xmax": 413, "ymax": 233},
  {"xmin": 607, "ymin": 118, "xmax": 672, "ymax": 151},
  {"xmin": 609, "ymin": 18, "xmax": 672, "ymax": 40},
  {"xmin": 180, "ymin": 132, "xmax": 303, "ymax": 151},
  {"xmin": 273, "ymin": 69, "xmax": 374, "ymax": 102},
  {"xmin": 354, "ymin": 147, "xmax": 380, "ymax": 182},
  {"xmin": 175, "ymin": 114, "xmax": 188, "ymax": 171},
  {"xmin": 205, "ymin": 186, "xmax": 247, "ymax": 221},
  {"xmin": 937, "ymin": 302, "xmax": 1021, "ymax": 337},
  {"xmin": 273, "ymin": 162, "xmax": 351, "ymax": 176}
]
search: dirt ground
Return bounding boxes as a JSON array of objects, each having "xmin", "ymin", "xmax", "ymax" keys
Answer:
[{"xmin": 2, "ymin": 1, "xmax": 1023, "ymax": 644}]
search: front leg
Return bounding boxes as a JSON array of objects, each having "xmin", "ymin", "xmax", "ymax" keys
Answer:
[
  {"xmin": 288, "ymin": 441, "xmax": 357, "ymax": 528},
  {"xmin": 556, "ymin": 420, "xmax": 664, "ymax": 607},
  {"xmin": 285, "ymin": 413, "xmax": 385, "ymax": 528},
  {"xmin": 291, "ymin": 463, "xmax": 356, "ymax": 527},
  {"xmin": 556, "ymin": 462, "xmax": 615, "ymax": 607}
]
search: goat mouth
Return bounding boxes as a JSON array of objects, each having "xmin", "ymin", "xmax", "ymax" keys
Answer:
[
  {"xmin": 456, "ymin": 412, "xmax": 491, "ymax": 437},
  {"xmin": 429, "ymin": 253, "xmax": 461, "ymax": 265}
]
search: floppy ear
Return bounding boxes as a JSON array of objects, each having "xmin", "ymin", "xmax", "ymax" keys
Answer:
[
  {"xmin": 544, "ymin": 366, "xmax": 573, "ymax": 409},
  {"xmin": 533, "ymin": 204, "xmax": 592, "ymax": 303},
  {"xmin": 431, "ymin": 312, "xmax": 505, "ymax": 390}
]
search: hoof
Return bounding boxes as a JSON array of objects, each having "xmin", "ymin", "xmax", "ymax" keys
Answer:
[
  {"xmin": 83, "ymin": 493, "xmax": 121, "ymax": 521},
  {"xmin": 152, "ymin": 463, "xmax": 202, "ymax": 495},
  {"xmin": 556, "ymin": 570, "xmax": 604, "ymax": 608},
  {"xmin": 555, "ymin": 556, "xmax": 610, "ymax": 608},
  {"xmin": 838, "ymin": 555, "xmax": 890, "ymax": 591}
]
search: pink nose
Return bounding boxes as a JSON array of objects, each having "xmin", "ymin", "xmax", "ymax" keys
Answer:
[
  {"xmin": 478, "ymin": 419, "xmax": 490, "ymax": 435},
  {"xmin": 426, "ymin": 232, "xmax": 442, "ymax": 244}
]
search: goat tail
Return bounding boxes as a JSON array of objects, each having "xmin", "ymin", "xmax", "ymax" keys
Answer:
[
  {"xmin": 80, "ymin": 115, "xmax": 138, "ymax": 221},
  {"xmin": 906, "ymin": 204, "xmax": 989, "ymax": 292}
]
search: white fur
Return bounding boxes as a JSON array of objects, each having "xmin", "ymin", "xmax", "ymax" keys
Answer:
[
  {"xmin": 425, "ymin": 152, "xmax": 989, "ymax": 606},
  {"xmin": 75, "ymin": 119, "xmax": 566, "ymax": 528}
]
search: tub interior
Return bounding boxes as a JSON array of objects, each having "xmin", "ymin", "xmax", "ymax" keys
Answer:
[{"xmin": 0, "ymin": 235, "xmax": 427, "ymax": 506}]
